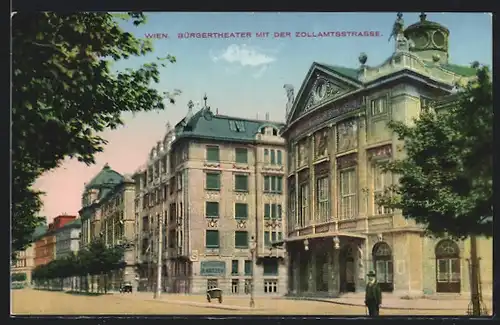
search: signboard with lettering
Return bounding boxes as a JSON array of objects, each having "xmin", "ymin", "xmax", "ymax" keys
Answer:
[{"xmin": 200, "ymin": 261, "xmax": 226, "ymax": 276}]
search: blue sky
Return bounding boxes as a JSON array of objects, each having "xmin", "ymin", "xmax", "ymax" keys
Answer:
[{"xmin": 35, "ymin": 12, "xmax": 492, "ymax": 220}]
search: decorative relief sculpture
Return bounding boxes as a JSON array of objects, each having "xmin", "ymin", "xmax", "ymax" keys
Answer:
[
  {"xmin": 284, "ymin": 84, "xmax": 295, "ymax": 119},
  {"xmin": 337, "ymin": 119, "xmax": 358, "ymax": 152},
  {"xmin": 298, "ymin": 140, "xmax": 309, "ymax": 167},
  {"xmin": 314, "ymin": 129, "xmax": 329, "ymax": 158},
  {"xmin": 367, "ymin": 144, "xmax": 392, "ymax": 160},
  {"xmin": 337, "ymin": 153, "xmax": 357, "ymax": 169},
  {"xmin": 304, "ymin": 79, "xmax": 344, "ymax": 114}
]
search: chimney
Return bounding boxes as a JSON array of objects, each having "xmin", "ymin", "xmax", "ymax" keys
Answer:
[
  {"xmin": 216, "ymin": 108, "xmax": 219, "ymax": 115},
  {"xmin": 265, "ymin": 112, "xmax": 269, "ymax": 121}
]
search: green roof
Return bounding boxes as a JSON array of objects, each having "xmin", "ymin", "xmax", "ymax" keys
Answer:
[
  {"xmin": 174, "ymin": 109, "xmax": 285, "ymax": 144},
  {"xmin": 32, "ymin": 224, "xmax": 48, "ymax": 241},
  {"xmin": 85, "ymin": 164, "xmax": 124, "ymax": 190},
  {"xmin": 439, "ymin": 63, "xmax": 477, "ymax": 77},
  {"xmin": 316, "ymin": 63, "xmax": 360, "ymax": 82}
]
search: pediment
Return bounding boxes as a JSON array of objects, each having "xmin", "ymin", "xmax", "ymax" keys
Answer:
[{"xmin": 286, "ymin": 63, "xmax": 362, "ymax": 124}]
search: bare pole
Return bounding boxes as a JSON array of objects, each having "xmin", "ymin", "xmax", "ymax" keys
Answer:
[
  {"xmin": 469, "ymin": 235, "xmax": 481, "ymax": 315},
  {"xmin": 154, "ymin": 212, "xmax": 163, "ymax": 299}
]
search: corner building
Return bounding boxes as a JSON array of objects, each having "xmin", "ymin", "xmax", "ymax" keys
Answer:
[
  {"xmin": 280, "ymin": 14, "xmax": 492, "ymax": 298},
  {"xmin": 134, "ymin": 102, "xmax": 288, "ymax": 295}
]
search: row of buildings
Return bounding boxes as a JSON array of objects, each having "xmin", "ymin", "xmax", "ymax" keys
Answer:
[
  {"xmin": 13, "ymin": 13, "xmax": 492, "ymax": 298},
  {"xmin": 11, "ymin": 215, "xmax": 81, "ymax": 284}
]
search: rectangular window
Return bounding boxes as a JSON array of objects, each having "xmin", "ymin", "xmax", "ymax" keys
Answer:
[
  {"xmin": 206, "ymin": 230, "xmax": 220, "ymax": 248},
  {"xmin": 264, "ymin": 280, "xmax": 278, "ymax": 293},
  {"xmin": 235, "ymin": 231, "xmax": 249, "ymax": 248},
  {"xmin": 437, "ymin": 258, "xmax": 460, "ymax": 283},
  {"xmin": 264, "ymin": 176, "xmax": 283, "ymax": 193},
  {"xmin": 316, "ymin": 176, "xmax": 330, "ymax": 222},
  {"xmin": 263, "ymin": 259, "xmax": 279, "ymax": 276},
  {"xmin": 264, "ymin": 204, "xmax": 271, "ymax": 220},
  {"xmin": 372, "ymin": 164, "xmax": 392, "ymax": 215},
  {"xmin": 206, "ymin": 172, "xmax": 221, "ymax": 190},
  {"xmin": 231, "ymin": 260, "xmax": 239, "ymax": 275},
  {"xmin": 264, "ymin": 149, "xmax": 269, "ymax": 164},
  {"xmin": 270, "ymin": 150, "xmax": 276, "ymax": 164},
  {"xmin": 371, "ymin": 96, "xmax": 388, "ymax": 115},
  {"xmin": 244, "ymin": 260, "xmax": 253, "ymax": 276},
  {"xmin": 299, "ymin": 183, "xmax": 309, "ymax": 227},
  {"xmin": 264, "ymin": 231, "xmax": 271, "ymax": 247},
  {"xmin": 235, "ymin": 148, "xmax": 248, "ymax": 164},
  {"xmin": 235, "ymin": 203, "xmax": 248, "ymax": 220},
  {"xmin": 234, "ymin": 174, "xmax": 249, "ymax": 192},
  {"xmin": 207, "ymin": 279, "xmax": 218, "ymax": 290},
  {"xmin": 339, "ymin": 169, "xmax": 357, "ymax": 220},
  {"xmin": 231, "ymin": 279, "xmax": 239, "ymax": 294},
  {"xmin": 205, "ymin": 202, "xmax": 219, "ymax": 218},
  {"xmin": 270, "ymin": 204, "xmax": 282, "ymax": 220},
  {"xmin": 206, "ymin": 146, "xmax": 220, "ymax": 162},
  {"xmin": 277, "ymin": 150, "xmax": 283, "ymax": 165}
]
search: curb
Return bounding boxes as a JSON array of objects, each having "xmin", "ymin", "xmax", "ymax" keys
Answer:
[
  {"xmin": 118, "ymin": 295, "xmax": 265, "ymax": 312},
  {"xmin": 283, "ymin": 297, "xmax": 467, "ymax": 311}
]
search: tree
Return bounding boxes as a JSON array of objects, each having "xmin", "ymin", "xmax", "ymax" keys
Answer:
[
  {"xmin": 12, "ymin": 12, "xmax": 180, "ymax": 252},
  {"xmin": 377, "ymin": 64, "xmax": 492, "ymax": 239}
]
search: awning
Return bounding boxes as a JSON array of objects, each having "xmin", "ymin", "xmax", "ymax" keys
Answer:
[{"xmin": 271, "ymin": 231, "xmax": 366, "ymax": 247}]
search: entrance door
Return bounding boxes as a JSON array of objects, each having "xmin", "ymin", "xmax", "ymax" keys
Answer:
[
  {"xmin": 372, "ymin": 242, "xmax": 394, "ymax": 292},
  {"xmin": 435, "ymin": 240, "xmax": 461, "ymax": 293},
  {"xmin": 340, "ymin": 246, "xmax": 355, "ymax": 292}
]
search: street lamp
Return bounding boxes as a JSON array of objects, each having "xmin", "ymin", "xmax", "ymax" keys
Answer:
[
  {"xmin": 333, "ymin": 236, "xmax": 340, "ymax": 250},
  {"xmin": 249, "ymin": 235, "xmax": 256, "ymax": 308}
]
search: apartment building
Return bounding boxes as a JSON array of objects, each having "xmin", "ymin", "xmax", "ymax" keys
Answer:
[
  {"xmin": 55, "ymin": 218, "xmax": 82, "ymax": 259},
  {"xmin": 79, "ymin": 164, "xmax": 137, "ymax": 290},
  {"xmin": 134, "ymin": 100, "xmax": 288, "ymax": 295}
]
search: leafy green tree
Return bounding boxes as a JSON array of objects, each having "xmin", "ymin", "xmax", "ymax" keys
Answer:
[
  {"xmin": 377, "ymin": 64, "xmax": 492, "ymax": 239},
  {"xmin": 12, "ymin": 12, "xmax": 179, "ymax": 252}
]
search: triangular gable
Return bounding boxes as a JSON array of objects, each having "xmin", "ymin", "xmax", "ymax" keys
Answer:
[{"xmin": 286, "ymin": 62, "xmax": 363, "ymax": 125}]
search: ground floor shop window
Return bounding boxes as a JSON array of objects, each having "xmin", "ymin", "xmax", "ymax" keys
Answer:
[
  {"xmin": 264, "ymin": 280, "xmax": 278, "ymax": 293},
  {"xmin": 207, "ymin": 279, "xmax": 218, "ymax": 290},
  {"xmin": 231, "ymin": 279, "xmax": 239, "ymax": 293}
]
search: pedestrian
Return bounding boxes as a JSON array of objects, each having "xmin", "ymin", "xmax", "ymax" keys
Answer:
[{"xmin": 364, "ymin": 270, "xmax": 382, "ymax": 316}]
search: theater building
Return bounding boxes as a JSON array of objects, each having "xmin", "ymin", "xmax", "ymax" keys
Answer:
[{"xmin": 279, "ymin": 13, "xmax": 492, "ymax": 297}]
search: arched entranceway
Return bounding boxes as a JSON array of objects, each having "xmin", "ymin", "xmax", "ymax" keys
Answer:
[
  {"xmin": 340, "ymin": 245, "xmax": 355, "ymax": 292},
  {"xmin": 372, "ymin": 242, "xmax": 394, "ymax": 292},
  {"xmin": 435, "ymin": 240, "xmax": 461, "ymax": 293}
]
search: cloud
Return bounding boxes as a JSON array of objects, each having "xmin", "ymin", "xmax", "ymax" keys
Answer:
[
  {"xmin": 211, "ymin": 44, "xmax": 276, "ymax": 67},
  {"xmin": 252, "ymin": 65, "xmax": 268, "ymax": 79}
]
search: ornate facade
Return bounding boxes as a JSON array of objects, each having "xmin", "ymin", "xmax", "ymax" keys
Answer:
[
  {"xmin": 79, "ymin": 164, "xmax": 137, "ymax": 290},
  {"xmin": 133, "ymin": 100, "xmax": 289, "ymax": 295},
  {"xmin": 280, "ymin": 13, "xmax": 492, "ymax": 298}
]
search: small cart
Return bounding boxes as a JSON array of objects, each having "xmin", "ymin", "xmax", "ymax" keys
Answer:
[{"xmin": 206, "ymin": 288, "xmax": 223, "ymax": 303}]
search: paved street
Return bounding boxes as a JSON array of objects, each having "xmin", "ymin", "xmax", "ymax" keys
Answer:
[{"xmin": 12, "ymin": 289, "xmax": 487, "ymax": 316}]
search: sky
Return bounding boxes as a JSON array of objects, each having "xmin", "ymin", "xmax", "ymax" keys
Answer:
[{"xmin": 33, "ymin": 12, "xmax": 492, "ymax": 221}]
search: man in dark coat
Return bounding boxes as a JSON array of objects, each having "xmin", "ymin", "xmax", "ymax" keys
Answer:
[{"xmin": 364, "ymin": 270, "xmax": 382, "ymax": 316}]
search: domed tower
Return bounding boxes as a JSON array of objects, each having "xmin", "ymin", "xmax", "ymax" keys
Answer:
[{"xmin": 404, "ymin": 13, "xmax": 450, "ymax": 64}]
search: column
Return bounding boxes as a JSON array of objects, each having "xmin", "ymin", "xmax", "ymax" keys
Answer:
[
  {"xmin": 293, "ymin": 251, "xmax": 301, "ymax": 295},
  {"xmin": 308, "ymin": 251, "xmax": 316, "ymax": 293},
  {"xmin": 294, "ymin": 142, "xmax": 300, "ymax": 228},
  {"xmin": 355, "ymin": 242, "xmax": 366, "ymax": 293},
  {"xmin": 329, "ymin": 124, "xmax": 337, "ymax": 220},
  {"xmin": 327, "ymin": 249, "xmax": 335, "ymax": 296},
  {"xmin": 332, "ymin": 248, "xmax": 340, "ymax": 295}
]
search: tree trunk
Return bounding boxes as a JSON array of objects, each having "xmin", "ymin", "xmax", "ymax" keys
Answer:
[{"xmin": 104, "ymin": 273, "xmax": 108, "ymax": 294}]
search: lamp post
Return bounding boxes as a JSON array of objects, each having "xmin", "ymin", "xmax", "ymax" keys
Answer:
[{"xmin": 249, "ymin": 236, "xmax": 256, "ymax": 308}]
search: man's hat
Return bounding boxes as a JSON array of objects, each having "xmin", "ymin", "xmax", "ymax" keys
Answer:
[{"xmin": 367, "ymin": 270, "xmax": 376, "ymax": 277}]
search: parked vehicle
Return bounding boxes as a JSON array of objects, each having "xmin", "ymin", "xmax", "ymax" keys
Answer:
[
  {"xmin": 206, "ymin": 288, "xmax": 223, "ymax": 303},
  {"xmin": 119, "ymin": 282, "xmax": 133, "ymax": 293}
]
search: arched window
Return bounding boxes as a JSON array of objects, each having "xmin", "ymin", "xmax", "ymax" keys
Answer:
[
  {"xmin": 372, "ymin": 242, "xmax": 394, "ymax": 292},
  {"xmin": 435, "ymin": 240, "xmax": 461, "ymax": 293}
]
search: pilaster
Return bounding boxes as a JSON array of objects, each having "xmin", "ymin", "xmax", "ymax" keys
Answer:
[
  {"xmin": 294, "ymin": 142, "xmax": 299, "ymax": 228},
  {"xmin": 332, "ymin": 249, "xmax": 340, "ymax": 295},
  {"xmin": 294, "ymin": 251, "xmax": 301, "ymax": 294},
  {"xmin": 357, "ymin": 115, "xmax": 368, "ymax": 217},
  {"xmin": 329, "ymin": 124, "xmax": 337, "ymax": 220},
  {"xmin": 310, "ymin": 135, "xmax": 315, "ymax": 225}
]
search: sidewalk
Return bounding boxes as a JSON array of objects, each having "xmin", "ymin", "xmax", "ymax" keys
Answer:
[{"xmin": 288, "ymin": 294, "xmax": 493, "ymax": 311}]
